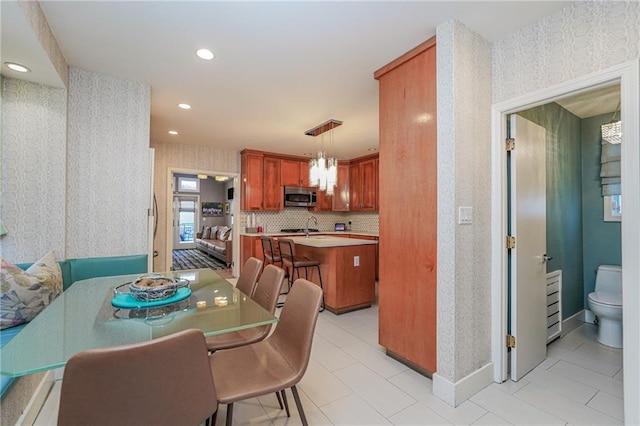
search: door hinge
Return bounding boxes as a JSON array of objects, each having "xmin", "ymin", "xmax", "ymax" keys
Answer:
[
  {"xmin": 506, "ymin": 235, "xmax": 516, "ymax": 249},
  {"xmin": 507, "ymin": 334, "xmax": 516, "ymax": 348},
  {"xmin": 506, "ymin": 138, "xmax": 515, "ymax": 151}
]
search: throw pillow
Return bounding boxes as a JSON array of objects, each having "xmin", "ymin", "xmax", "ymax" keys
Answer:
[
  {"xmin": 218, "ymin": 226, "xmax": 231, "ymax": 241},
  {"xmin": 0, "ymin": 251, "xmax": 63, "ymax": 330},
  {"xmin": 202, "ymin": 226, "xmax": 211, "ymax": 240}
]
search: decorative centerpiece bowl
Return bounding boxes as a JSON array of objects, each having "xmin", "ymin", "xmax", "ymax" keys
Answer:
[{"xmin": 128, "ymin": 274, "xmax": 189, "ymax": 302}]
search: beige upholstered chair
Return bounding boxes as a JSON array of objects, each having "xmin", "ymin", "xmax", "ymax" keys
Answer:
[
  {"xmin": 57, "ymin": 329, "xmax": 217, "ymax": 426},
  {"xmin": 206, "ymin": 264, "xmax": 285, "ymax": 352},
  {"xmin": 277, "ymin": 238, "xmax": 325, "ymax": 311},
  {"xmin": 209, "ymin": 279, "xmax": 323, "ymax": 426},
  {"xmin": 235, "ymin": 257, "xmax": 263, "ymax": 297}
]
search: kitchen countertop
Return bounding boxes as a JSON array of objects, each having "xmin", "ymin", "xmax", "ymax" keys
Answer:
[
  {"xmin": 289, "ymin": 235, "xmax": 378, "ymax": 248},
  {"xmin": 241, "ymin": 231, "xmax": 379, "ymax": 238}
]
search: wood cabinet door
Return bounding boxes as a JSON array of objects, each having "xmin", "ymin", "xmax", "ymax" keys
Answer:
[
  {"xmin": 298, "ymin": 160, "xmax": 310, "ymax": 187},
  {"xmin": 333, "ymin": 163, "xmax": 350, "ymax": 211},
  {"xmin": 359, "ymin": 158, "xmax": 378, "ymax": 211},
  {"xmin": 263, "ymin": 157, "xmax": 282, "ymax": 210},
  {"xmin": 376, "ymin": 38, "xmax": 437, "ymax": 373},
  {"xmin": 349, "ymin": 162, "xmax": 362, "ymax": 211},
  {"xmin": 281, "ymin": 160, "xmax": 300, "ymax": 186},
  {"xmin": 281, "ymin": 159, "xmax": 310, "ymax": 187},
  {"xmin": 241, "ymin": 153, "xmax": 264, "ymax": 210}
]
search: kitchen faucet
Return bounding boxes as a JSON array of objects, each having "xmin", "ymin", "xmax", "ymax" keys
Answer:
[{"xmin": 305, "ymin": 216, "xmax": 318, "ymax": 238}]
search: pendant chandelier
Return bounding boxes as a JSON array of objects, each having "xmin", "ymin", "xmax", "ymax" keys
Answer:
[
  {"xmin": 306, "ymin": 119, "xmax": 342, "ymax": 196},
  {"xmin": 601, "ymin": 101, "xmax": 622, "ymax": 144}
]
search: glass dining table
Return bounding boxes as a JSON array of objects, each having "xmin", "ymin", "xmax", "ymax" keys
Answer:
[{"xmin": 0, "ymin": 268, "xmax": 277, "ymax": 378}]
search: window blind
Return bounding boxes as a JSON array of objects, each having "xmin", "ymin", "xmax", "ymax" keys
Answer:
[{"xmin": 600, "ymin": 139, "xmax": 621, "ymax": 196}]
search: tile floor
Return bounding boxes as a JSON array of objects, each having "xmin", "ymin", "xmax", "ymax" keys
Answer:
[{"xmin": 34, "ymin": 284, "xmax": 624, "ymax": 425}]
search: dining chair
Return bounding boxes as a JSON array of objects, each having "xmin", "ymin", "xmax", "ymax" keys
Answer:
[
  {"xmin": 209, "ymin": 278, "xmax": 323, "ymax": 426},
  {"xmin": 235, "ymin": 257, "xmax": 263, "ymax": 297},
  {"xmin": 206, "ymin": 264, "xmax": 284, "ymax": 352},
  {"xmin": 57, "ymin": 329, "xmax": 217, "ymax": 426},
  {"xmin": 277, "ymin": 238, "xmax": 325, "ymax": 311}
]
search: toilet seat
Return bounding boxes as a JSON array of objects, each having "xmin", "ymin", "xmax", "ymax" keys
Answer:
[{"xmin": 588, "ymin": 291, "xmax": 622, "ymax": 307}]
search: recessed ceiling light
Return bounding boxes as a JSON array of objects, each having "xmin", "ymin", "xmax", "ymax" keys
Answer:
[
  {"xmin": 303, "ymin": 152, "xmax": 313, "ymax": 156},
  {"xmin": 196, "ymin": 49, "xmax": 214, "ymax": 60},
  {"xmin": 5, "ymin": 62, "xmax": 30, "ymax": 73},
  {"xmin": 168, "ymin": 130, "xmax": 178, "ymax": 135},
  {"xmin": 368, "ymin": 148, "xmax": 377, "ymax": 152},
  {"xmin": 178, "ymin": 103, "xmax": 191, "ymax": 110}
]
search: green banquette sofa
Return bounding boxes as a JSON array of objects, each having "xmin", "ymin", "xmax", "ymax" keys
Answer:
[{"xmin": 0, "ymin": 254, "xmax": 148, "ymax": 397}]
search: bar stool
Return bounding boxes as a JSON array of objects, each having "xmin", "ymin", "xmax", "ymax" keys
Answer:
[
  {"xmin": 277, "ymin": 238, "xmax": 325, "ymax": 312},
  {"xmin": 260, "ymin": 236, "xmax": 282, "ymax": 269}
]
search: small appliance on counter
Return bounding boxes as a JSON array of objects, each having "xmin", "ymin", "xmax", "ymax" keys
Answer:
[{"xmin": 334, "ymin": 223, "xmax": 346, "ymax": 231}]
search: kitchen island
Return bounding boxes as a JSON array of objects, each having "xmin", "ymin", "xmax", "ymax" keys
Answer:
[{"xmin": 288, "ymin": 236, "xmax": 377, "ymax": 314}]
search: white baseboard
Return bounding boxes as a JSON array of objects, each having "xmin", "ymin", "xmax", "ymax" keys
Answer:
[
  {"xmin": 15, "ymin": 370, "xmax": 55, "ymax": 426},
  {"xmin": 433, "ymin": 363, "xmax": 493, "ymax": 407},
  {"xmin": 584, "ymin": 309, "xmax": 596, "ymax": 324}
]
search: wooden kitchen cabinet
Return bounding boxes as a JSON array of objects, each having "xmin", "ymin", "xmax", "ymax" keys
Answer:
[
  {"xmin": 281, "ymin": 159, "xmax": 309, "ymax": 187},
  {"xmin": 350, "ymin": 155, "xmax": 378, "ymax": 212},
  {"xmin": 350, "ymin": 235, "xmax": 379, "ymax": 280},
  {"xmin": 333, "ymin": 162, "xmax": 350, "ymax": 211},
  {"xmin": 375, "ymin": 37, "xmax": 437, "ymax": 373},
  {"xmin": 262, "ymin": 156, "xmax": 282, "ymax": 211},
  {"xmin": 241, "ymin": 150, "xmax": 283, "ymax": 211},
  {"xmin": 240, "ymin": 151, "xmax": 264, "ymax": 210}
]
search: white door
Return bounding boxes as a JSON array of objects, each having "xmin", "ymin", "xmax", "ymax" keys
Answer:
[
  {"xmin": 509, "ymin": 114, "xmax": 548, "ymax": 381},
  {"xmin": 173, "ymin": 196, "xmax": 198, "ymax": 250}
]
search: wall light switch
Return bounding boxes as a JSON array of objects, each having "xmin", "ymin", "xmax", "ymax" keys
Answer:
[
  {"xmin": 354, "ymin": 256, "xmax": 360, "ymax": 267},
  {"xmin": 458, "ymin": 207, "xmax": 473, "ymax": 225}
]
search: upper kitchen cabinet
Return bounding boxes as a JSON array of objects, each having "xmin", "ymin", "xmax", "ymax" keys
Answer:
[
  {"xmin": 350, "ymin": 154, "xmax": 378, "ymax": 212},
  {"xmin": 375, "ymin": 37, "xmax": 437, "ymax": 374},
  {"xmin": 263, "ymin": 156, "xmax": 283, "ymax": 210},
  {"xmin": 240, "ymin": 150, "xmax": 283, "ymax": 211},
  {"xmin": 240, "ymin": 150, "xmax": 264, "ymax": 210},
  {"xmin": 333, "ymin": 161, "xmax": 350, "ymax": 211},
  {"xmin": 281, "ymin": 159, "xmax": 310, "ymax": 187}
]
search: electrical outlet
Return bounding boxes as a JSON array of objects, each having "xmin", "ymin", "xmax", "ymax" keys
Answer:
[{"xmin": 354, "ymin": 256, "xmax": 359, "ymax": 267}]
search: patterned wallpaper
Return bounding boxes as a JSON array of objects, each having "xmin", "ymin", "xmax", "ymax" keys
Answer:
[
  {"xmin": 1, "ymin": 77, "xmax": 67, "ymax": 262},
  {"xmin": 436, "ymin": 21, "xmax": 493, "ymax": 383},
  {"xmin": 150, "ymin": 141, "xmax": 239, "ymax": 271},
  {"xmin": 66, "ymin": 68, "xmax": 151, "ymax": 258},
  {"xmin": 493, "ymin": 1, "xmax": 640, "ymax": 103}
]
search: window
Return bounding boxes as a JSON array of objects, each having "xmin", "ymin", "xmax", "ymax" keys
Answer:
[
  {"xmin": 604, "ymin": 194, "xmax": 621, "ymax": 222},
  {"xmin": 178, "ymin": 177, "xmax": 199, "ymax": 192}
]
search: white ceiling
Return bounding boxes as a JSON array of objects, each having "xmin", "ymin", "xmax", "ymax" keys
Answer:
[{"xmin": 4, "ymin": 1, "xmax": 587, "ymax": 159}]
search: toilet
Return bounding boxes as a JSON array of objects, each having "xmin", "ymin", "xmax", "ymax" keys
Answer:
[{"xmin": 587, "ymin": 265, "xmax": 623, "ymax": 348}]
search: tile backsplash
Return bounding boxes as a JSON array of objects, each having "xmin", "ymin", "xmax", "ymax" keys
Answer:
[{"xmin": 240, "ymin": 209, "xmax": 378, "ymax": 234}]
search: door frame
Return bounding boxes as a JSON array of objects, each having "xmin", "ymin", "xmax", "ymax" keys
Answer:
[
  {"xmin": 490, "ymin": 60, "xmax": 640, "ymax": 423},
  {"xmin": 165, "ymin": 167, "xmax": 240, "ymax": 277}
]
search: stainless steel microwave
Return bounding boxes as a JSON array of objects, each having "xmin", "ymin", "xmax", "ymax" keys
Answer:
[{"xmin": 284, "ymin": 186, "xmax": 317, "ymax": 207}]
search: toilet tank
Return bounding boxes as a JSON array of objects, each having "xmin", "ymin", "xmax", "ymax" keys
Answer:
[{"xmin": 595, "ymin": 265, "xmax": 622, "ymax": 294}]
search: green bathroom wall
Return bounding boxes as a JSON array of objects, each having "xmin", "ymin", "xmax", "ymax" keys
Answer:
[
  {"xmin": 517, "ymin": 103, "xmax": 584, "ymax": 318},
  {"xmin": 581, "ymin": 112, "xmax": 622, "ymax": 303}
]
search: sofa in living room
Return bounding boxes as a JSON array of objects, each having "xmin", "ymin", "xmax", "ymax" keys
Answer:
[{"xmin": 195, "ymin": 225, "xmax": 232, "ymax": 267}]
